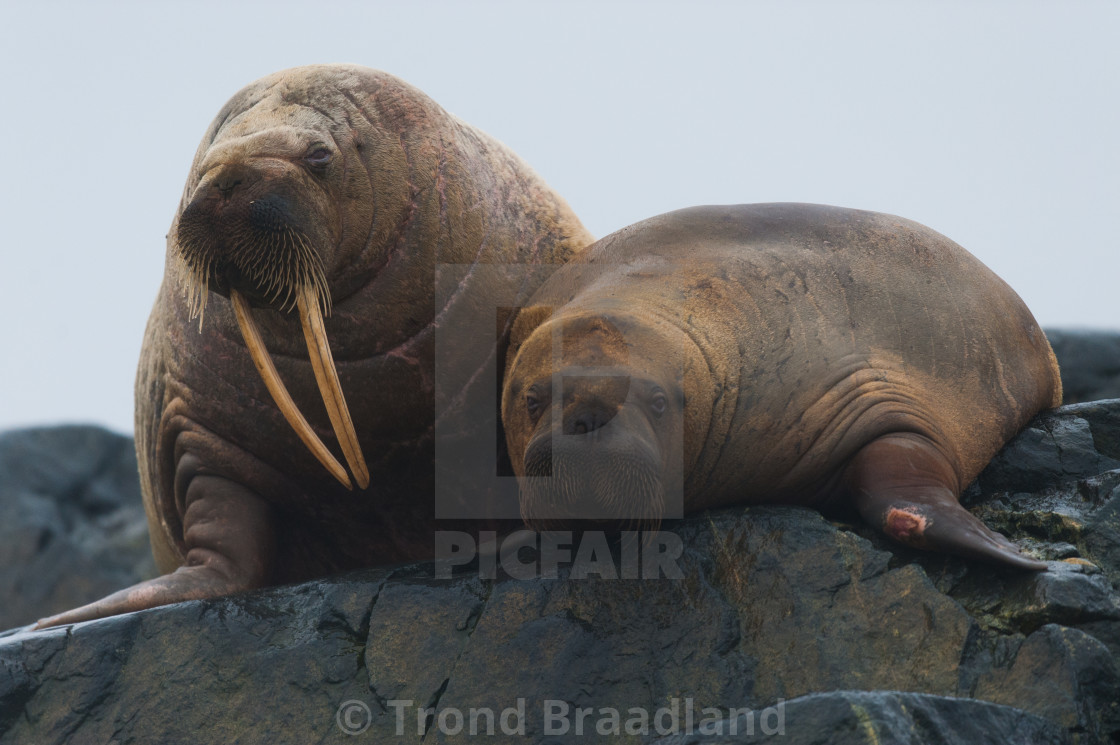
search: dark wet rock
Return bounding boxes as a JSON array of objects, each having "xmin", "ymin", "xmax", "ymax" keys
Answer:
[
  {"xmin": 971, "ymin": 401, "xmax": 1120, "ymax": 495},
  {"xmin": 0, "ymin": 570, "xmax": 383, "ymax": 743},
  {"xmin": 3, "ymin": 401, "xmax": 1120, "ymax": 743},
  {"xmin": 944, "ymin": 560, "xmax": 1120, "ymax": 638},
  {"xmin": 1046, "ymin": 329, "xmax": 1120, "ymax": 404},
  {"xmin": 1086, "ymin": 479, "xmax": 1120, "ymax": 590},
  {"xmin": 1, "ymin": 502, "xmax": 1117, "ymax": 742},
  {"xmin": 648, "ymin": 691, "xmax": 1072, "ymax": 745},
  {"xmin": 0, "ymin": 426, "xmax": 155, "ymax": 630},
  {"xmin": 974, "ymin": 625, "xmax": 1120, "ymax": 744},
  {"xmin": 961, "ymin": 401, "xmax": 1120, "ymax": 594}
]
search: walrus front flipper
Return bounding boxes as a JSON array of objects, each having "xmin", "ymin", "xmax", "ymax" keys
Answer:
[
  {"xmin": 845, "ymin": 433, "xmax": 1047, "ymax": 571},
  {"xmin": 34, "ymin": 470, "xmax": 275, "ymax": 629}
]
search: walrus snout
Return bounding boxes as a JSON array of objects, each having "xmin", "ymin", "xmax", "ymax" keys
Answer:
[
  {"xmin": 201, "ymin": 161, "xmax": 259, "ymax": 200},
  {"xmin": 178, "ymin": 169, "xmax": 328, "ymax": 308},
  {"xmin": 184, "ymin": 166, "xmax": 292, "ymax": 232},
  {"xmin": 520, "ymin": 403, "xmax": 665, "ymax": 532},
  {"xmin": 561, "ymin": 375, "xmax": 630, "ymax": 436}
]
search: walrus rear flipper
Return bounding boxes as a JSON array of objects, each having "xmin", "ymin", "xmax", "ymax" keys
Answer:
[
  {"xmin": 845, "ymin": 433, "xmax": 1048, "ymax": 571},
  {"xmin": 34, "ymin": 456, "xmax": 275, "ymax": 628}
]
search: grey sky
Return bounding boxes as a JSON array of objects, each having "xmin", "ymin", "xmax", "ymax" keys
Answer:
[{"xmin": 1, "ymin": 1, "xmax": 1117, "ymax": 435}]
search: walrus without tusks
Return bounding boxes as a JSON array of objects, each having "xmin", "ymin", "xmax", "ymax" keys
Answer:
[
  {"xmin": 36, "ymin": 64, "xmax": 594, "ymax": 627},
  {"xmin": 502, "ymin": 204, "xmax": 1061, "ymax": 569}
]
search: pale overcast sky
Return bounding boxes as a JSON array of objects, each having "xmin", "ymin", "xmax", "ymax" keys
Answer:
[{"xmin": 1, "ymin": 1, "xmax": 1117, "ymax": 434}]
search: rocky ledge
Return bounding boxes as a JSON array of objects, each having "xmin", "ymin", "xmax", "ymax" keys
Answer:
[
  {"xmin": 0, "ymin": 398, "xmax": 1117, "ymax": 743},
  {"xmin": 0, "ymin": 425, "xmax": 155, "ymax": 632}
]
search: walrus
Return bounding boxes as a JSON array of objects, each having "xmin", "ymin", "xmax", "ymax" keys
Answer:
[
  {"xmin": 36, "ymin": 64, "xmax": 593, "ymax": 628},
  {"xmin": 501, "ymin": 203, "xmax": 1061, "ymax": 569}
]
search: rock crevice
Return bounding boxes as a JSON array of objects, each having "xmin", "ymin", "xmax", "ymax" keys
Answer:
[{"xmin": 2, "ymin": 401, "xmax": 1120, "ymax": 742}]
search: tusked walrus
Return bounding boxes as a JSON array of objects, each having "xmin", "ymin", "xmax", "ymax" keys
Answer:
[{"xmin": 36, "ymin": 64, "xmax": 593, "ymax": 628}]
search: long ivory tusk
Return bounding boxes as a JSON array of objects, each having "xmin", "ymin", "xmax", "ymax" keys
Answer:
[
  {"xmin": 230, "ymin": 288, "xmax": 353, "ymax": 490},
  {"xmin": 297, "ymin": 285, "xmax": 371, "ymax": 489}
]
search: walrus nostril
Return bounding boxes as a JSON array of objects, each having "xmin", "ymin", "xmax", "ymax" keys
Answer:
[
  {"xmin": 216, "ymin": 178, "xmax": 242, "ymax": 196},
  {"xmin": 564, "ymin": 405, "xmax": 610, "ymax": 436},
  {"xmin": 560, "ymin": 375, "xmax": 630, "ymax": 436}
]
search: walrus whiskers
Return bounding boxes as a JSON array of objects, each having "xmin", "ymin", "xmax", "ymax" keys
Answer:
[
  {"xmin": 520, "ymin": 440, "xmax": 665, "ymax": 533},
  {"xmin": 178, "ymin": 225, "xmax": 215, "ymax": 329}
]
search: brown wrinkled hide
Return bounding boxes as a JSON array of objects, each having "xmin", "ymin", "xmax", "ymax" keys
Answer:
[
  {"xmin": 503, "ymin": 204, "xmax": 1062, "ymax": 526},
  {"xmin": 137, "ymin": 65, "xmax": 594, "ymax": 582}
]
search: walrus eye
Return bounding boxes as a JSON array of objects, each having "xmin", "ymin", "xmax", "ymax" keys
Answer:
[
  {"xmin": 650, "ymin": 390, "xmax": 668, "ymax": 418},
  {"xmin": 526, "ymin": 386, "xmax": 548, "ymax": 422},
  {"xmin": 305, "ymin": 147, "xmax": 333, "ymax": 169},
  {"xmin": 526, "ymin": 393, "xmax": 542, "ymax": 419}
]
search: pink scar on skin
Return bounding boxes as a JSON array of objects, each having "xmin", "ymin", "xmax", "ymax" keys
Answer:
[{"xmin": 886, "ymin": 507, "xmax": 928, "ymax": 541}]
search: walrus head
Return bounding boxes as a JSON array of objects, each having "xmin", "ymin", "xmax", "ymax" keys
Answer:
[
  {"xmin": 502, "ymin": 311, "xmax": 688, "ymax": 532},
  {"xmin": 177, "ymin": 132, "xmax": 334, "ymax": 320},
  {"xmin": 173, "ymin": 71, "xmax": 374, "ymax": 490}
]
